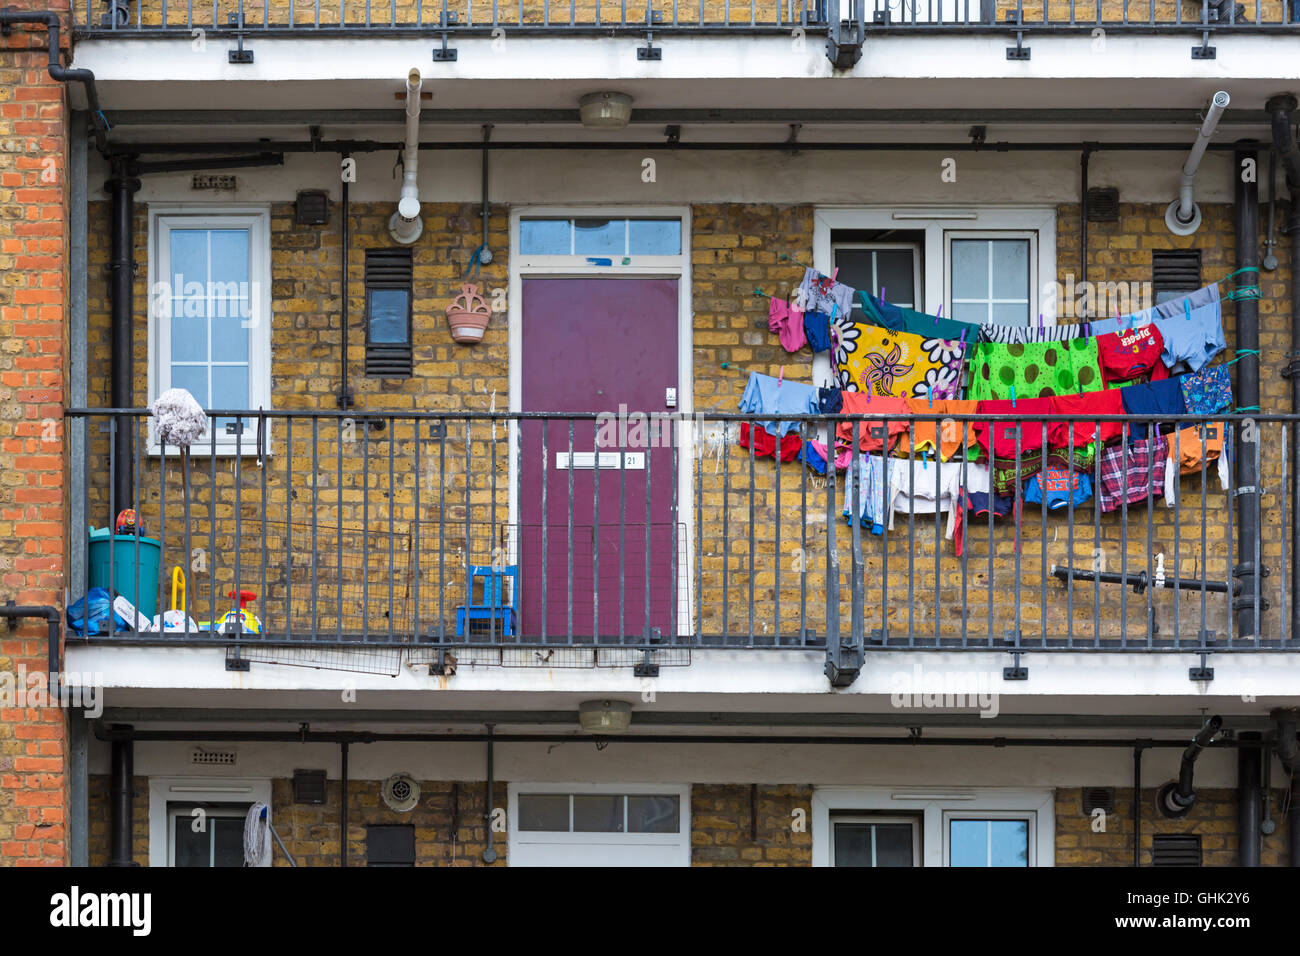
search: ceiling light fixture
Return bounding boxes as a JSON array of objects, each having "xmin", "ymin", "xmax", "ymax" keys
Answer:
[
  {"xmin": 579, "ymin": 699, "xmax": 632, "ymax": 734},
  {"xmin": 579, "ymin": 92, "xmax": 634, "ymax": 130}
]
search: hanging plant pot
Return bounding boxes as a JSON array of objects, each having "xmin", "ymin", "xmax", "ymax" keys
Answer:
[{"xmin": 445, "ymin": 282, "xmax": 491, "ymax": 344}]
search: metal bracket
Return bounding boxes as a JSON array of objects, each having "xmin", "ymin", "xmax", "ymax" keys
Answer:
[
  {"xmin": 225, "ymin": 646, "xmax": 250, "ymax": 672},
  {"xmin": 663, "ymin": 125, "xmax": 681, "ymax": 146},
  {"xmin": 1004, "ymin": 12, "xmax": 1029, "ymax": 59},
  {"xmin": 1190, "ymin": 632, "xmax": 1215, "ymax": 681},
  {"xmin": 825, "ymin": 634, "xmax": 864, "ymax": 688},
  {"xmin": 637, "ymin": 10, "xmax": 663, "ymax": 59},
  {"xmin": 784, "ymin": 123, "xmax": 802, "ymax": 156},
  {"xmin": 1233, "ymin": 485, "xmax": 1259, "ymax": 497},
  {"xmin": 1003, "ymin": 630, "xmax": 1028, "ymax": 680},
  {"xmin": 3, "ymin": 600, "xmax": 17, "ymax": 630},
  {"xmin": 1192, "ymin": 33, "xmax": 1216, "ymax": 59},
  {"xmin": 826, "ymin": 18, "xmax": 864, "ymax": 70},
  {"xmin": 869, "ymin": 626, "xmax": 889, "ymax": 645},
  {"xmin": 969, "ymin": 125, "xmax": 987, "ymax": 148},
  {"xmin": 633, "ymin": 650, "xmax": 660, "ymax": 678},
  {"xmin": 226, "ymin": 14, "xmax": 253, "ymax": 63},
  {"xmin": 432, "ymin": 12, "xmax": 458, "ymax": 61}
]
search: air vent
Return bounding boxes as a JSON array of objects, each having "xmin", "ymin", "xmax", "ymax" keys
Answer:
[
  {"xmin": 192, "ymin": 174, "xmax": 236, "ymax": 191},
  {"xmin": 1082, "ymin": 787, "xmax": 1116, "ymax": 815},
  {"xmin": 292, "ymin": 769, "xmax": 327, "ymax": 805},
  {"xmin": 380, "ymin": 773, "xmax": 420, "ymax": 813},
  {"xmin": 1152, "ymin": 250, "xmax": 1203, "ymax": 297},
  {"xmin": 1086, "ymin": 187, "xmax": 1120, "ymax": 222},
  {"xmin": 295, "ymin": 189, "xmax": 330, "ymax": 226},
  {"xmin": 364, "ymin": 249, "xmax": 414, "ymax": 378},
  {"xmin": 366, "ymin": 824, "xmax": 416, "ymax": 866},
  {"xmin": 1152, "ymin": 833, "xmax": 1203, "ymax": 867},
  {"xmin": 190, "ymin": 748, "xmax": 237, "ymax": 766}
]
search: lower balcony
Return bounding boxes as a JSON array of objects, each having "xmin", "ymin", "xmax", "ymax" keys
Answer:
[{"xmin": 64, "ymin": 409, "xmax": 1296, "ymax": 685}]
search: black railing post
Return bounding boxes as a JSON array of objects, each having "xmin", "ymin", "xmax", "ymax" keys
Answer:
[{"xmin": 1234, "ymin": 143, "xmax": 1263, "ymax": 639}]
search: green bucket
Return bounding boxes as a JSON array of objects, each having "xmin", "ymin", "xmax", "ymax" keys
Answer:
[{"xmin": 88, "ymin": 527, "xmax": 163, "ymax": 621}]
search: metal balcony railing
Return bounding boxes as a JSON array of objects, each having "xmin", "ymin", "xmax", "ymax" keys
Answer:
[
  {"xmin": 63, "ymin": 408, "xmax": 1300, "ymax": 680},
  {"xmin": 72, "ymin": 0, "xmax": 1300, "ymax": 38}
]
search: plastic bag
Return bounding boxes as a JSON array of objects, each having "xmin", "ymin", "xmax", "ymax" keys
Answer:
[{"xmin": 66, "ymin": 587, "xmax": 129, "ymax": 636}]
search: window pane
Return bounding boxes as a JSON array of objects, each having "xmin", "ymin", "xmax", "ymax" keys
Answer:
[
  {"xmin": 172, "ymin": 815, "xmax": 210, "ymax": 867},
  {"xmin": 949, "ymin": 819, "xmax": 1029, "ymax": 867},
  {"xmin": 368, "ymin": 289, "xmax": 410, "ymax": 344},
  {"xmin": 951, "ymin": 301, "xmax": 987, "ymax": 325},
  {"xmin": 628, "ymin": 219, "xmax": 681, "ymax": 255},
  {"xmin": 832, "ymin": 249, "xmax": 876, "ymax": 318},
  {"xmin": 171, "ymin": 365, "xmax": 210, "ymax": 407},
  {"xmin": 170, "ymin": 314, "xmax": 207, "ymax": 363},
  {"xmin": 210, "ymin": 229, "xmax": 250, "ymax": 285},
  {"xmin": 170, "ymin": 230, "xmax": 208, "ymax": 290},
  {"xmin": 627, "ymin": 795, "xmax": 679, "ymax": 833},
  {"xmin": 875, "ymin": 250, "xmax": 917, "ymax": 308},
  {"xmin": 211, "ymin": 817, "xmax": 246, "ymax": 868},
  {"xmin": 572, "ymin": 218, "xmax": 625, "ymax": 256},
  {"xmin": 991, "ymin": 302, "xmax": 1029, "ymax": 326},
  {"xmin": 518, "ymin": 794, "xmax": 569, "ymax": 831},
  {"xmin": 519, "ymin": 219, "xmax": 571, "ymax": 255},
  {"xmin": 834, "ymin": 822, "xmax": 914, "ymax": 867},
  {"xmin": 990, "ymin": 240, "xmax": 1030, "ymax": 300},
  {"xmin": 573, "ymin": 794, "xmax": 623, "ymax": 832},
  {"xmin": 950, "ymin": 240, "xmax": 989, "ymax": 299},
  {"xmin": 212, "ymin": 365, "xmax": 249, "ymax": 410}
]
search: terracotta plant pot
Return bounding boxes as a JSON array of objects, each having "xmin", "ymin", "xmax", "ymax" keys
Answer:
[{"xmin": 445, "ymin": 283, "xmax": 491, "ymax": 344}]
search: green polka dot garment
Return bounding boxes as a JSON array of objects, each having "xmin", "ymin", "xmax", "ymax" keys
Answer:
[{"xmin": 966, "ymin": 337, "xmax": 1106, "ymax": 403}]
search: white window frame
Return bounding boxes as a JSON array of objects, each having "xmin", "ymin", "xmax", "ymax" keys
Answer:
[
  {"xmin": 829, "ymin": 813, "xmax": 922, "ymax": 867},
  {"xmin": 165, "ymin": 805, "xmax": 250, "ymax": 867},
  {"xmin": 507, "ymin": 782, "xmax": 691, "ymax": 866},
  {"xmin": 811, "ymin": 787, "xmax": 1054, "ymax": 867},
  {"xmin": 830, "ymin": 241, "xmax": 923, "ymax": 314},
  {"xmin": 812, "ymin": 206, "xmax": 1056, "ymax": 388},
  {"xmin": 945, "ymin": 230, "xmax": 1037, "ymax": 327},
  {"xmin": 147, "ymin": 776, "xmax": 273, "ymax": 868},
  {"xmin": 147, "ymin": 205, "xmax": 273, "ymax": 457},
  {"xmin": 942, "ymin": 809, "xmax": 1036, "ymax": 867}
]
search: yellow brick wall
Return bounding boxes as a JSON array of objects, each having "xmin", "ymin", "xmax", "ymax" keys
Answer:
[{"xmin": 691, "ymin": 783, "xmax": 814, "ymax": 865}]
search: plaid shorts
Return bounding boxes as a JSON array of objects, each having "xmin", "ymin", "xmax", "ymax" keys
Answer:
[{"xmin": 1098, "ymin": 434, "xmax": 1169, "ymax": 512}]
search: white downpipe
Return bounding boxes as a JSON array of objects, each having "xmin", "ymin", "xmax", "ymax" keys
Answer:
[
  {"xmin": 389, "ymin": 67, "xmax": 424, "ymax": 245},
  {"xmin": 1166, "ymin": 91, "xmax": 1231, "ymax": 236}
]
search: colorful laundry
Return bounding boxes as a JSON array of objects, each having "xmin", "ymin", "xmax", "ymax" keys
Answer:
[
  {"xmin": 794, "ymin": 267, "xmax": 855, "ymax": 319},
  {"xmin": 882, "ymin": 457, "xmax": 963, "ymax": 540},
  {"xmin": 896, "ymin": 398, "xmax": 980, "ymax": 461},
  {"xmin": 977, "ymin": 321, "xmax": 1091, "ymax": 345},
  {"xmin": 965, "ymin": 336, "xmax": 1106, "ymax": 402},
  {"xmin": 1163, "ymin": 424, "xmax": 1229, "ymax": 505},
  {"xmin": 1097, "ymin": 434, "xmax": 1168, "ymax": 512},
  {"xmin": 1091, "ymin": 283, "xmax": 1225, "ymax": 372},
  {"xmin": 835, "ymin": 390, "xmax": 911, "ymax": 453},
  {"xmin": 1024, "ymin": 468, "xmax": 1093, "ymax": 511},
  {"xmin": 738, "ymin": 422, "xmax": 803, "ymax": 462},
  {"xmin": 842, "ymin": 453, "xmax": 887, "ymax": 533},
  {"xmin": 1118, "ymin": 376, "xmax": 1187, "ymax": 439},
  {"xmin": 799, "ymin": 439, "xmax": 829, "ymax": 475},
  {"xmin": 738, "ymin": 371, "xmax": 818, "ymax": 437},
  {"xmin": 837, "ymin": 323, "xmax": 966, "ymax": 399},
  {"xmin": 767, "ymin": 297, "xmax": 806, "ymax": 353},
  {"xmin": 1050, "ymin": 388, "xmax": 1126, "ymax": 449},
  {"xmin": 1096, "ymin": 324, "xmax": 1165, "ymax": 385},
  {"xmin": 817, "ymin": 386, "xmax": 843, "ymax": 414},
  {"xmin": 858, "ymin": 292, "xmax": 976, "ymax": 343},
  {"xmin": 803, "ymin": 309, "xmax": 834, "ymax": 352},
  {"xmin": 1179, "ymin": 364, "xmax": 1232, "ymax": 414}
]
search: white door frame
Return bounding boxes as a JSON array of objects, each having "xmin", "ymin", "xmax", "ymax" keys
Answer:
[
  {"xmin": 147, "ymin": 775, "xmax": 273, "ymax": 868},
  {"xmin": 506, "ymin": 207, "xmax": 695, "ymax": 636}
]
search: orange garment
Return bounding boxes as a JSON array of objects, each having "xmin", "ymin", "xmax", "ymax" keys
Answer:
[
  {"xmin": 835, "ymin": 390, "xmax": 910, "ymax": 454},
  {"xmin": 1171, "ymin": 423, "xmax": 1225, "ymax": 475},
  {"xmin": 897, "ymin": 399, "xmax": 980, "ymax": 461}
]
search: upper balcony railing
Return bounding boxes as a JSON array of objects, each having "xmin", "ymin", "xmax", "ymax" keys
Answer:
[
  {"xmin": 63, "ymin": 408, "xmax": 1298, "ymax": 684},
  {"xmin": 70, "ymin": 0, "xmax": 1300, "ymax": 43}
]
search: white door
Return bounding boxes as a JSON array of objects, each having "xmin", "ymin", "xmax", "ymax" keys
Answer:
[{"xmin": 508, "ymin": 784, "xmax": 690, "ymax": 867}]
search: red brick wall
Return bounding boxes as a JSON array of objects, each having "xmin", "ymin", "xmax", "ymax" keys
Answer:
[{"xmin": 0, "ymin": 1, "xmax": 70, "ymax": 866}]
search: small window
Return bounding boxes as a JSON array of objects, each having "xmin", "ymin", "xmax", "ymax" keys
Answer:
[
  {"xmin": 366, "ymin": 824, "xmax": 416, "ymax": 866},
  {"xmin": 832, "ymin": 814, "xmax": 920, "ymax": 867},
  {"xmin": 948, "ymin": 233, "xmax": 1034, "ymax": 326},
  {"xmin": 365, "ymin": 249, "xmax": 413, "ymax": 377},
  {"xmin": 167, "ymin": 805, "xmax": 250, "ymax": 867},
  {"xmin": 517, "ymin": 792, "xmax": 681, "ymax": 833},
  {"xmin": 519, "ymin": 217, "xmax": 682, "ymax": 256},
  {"xmin": 833, "ymin": 242, "xmax": 921, "ymax": 320},
  {"xmin": 947, "ymin": 816, "xmax": 1031, "ymax": 867}
]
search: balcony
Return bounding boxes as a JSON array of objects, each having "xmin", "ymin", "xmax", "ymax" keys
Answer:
[{"xmin": 64, "ymin": 408, "xmax": 1296, "ymax": 685}]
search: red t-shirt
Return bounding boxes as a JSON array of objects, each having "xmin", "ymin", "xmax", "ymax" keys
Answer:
[{"xmin": 1097, "ymin": 324, "xmax": 1165, "ymax": 385}]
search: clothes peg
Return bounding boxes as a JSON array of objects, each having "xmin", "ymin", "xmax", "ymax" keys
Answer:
[
  {"xmin": 936, "ymin": 304, "xmax": 943, "ymax": 319},
  {"xmin": 1010, "ymin": 385, "xmax": 1017, "ymax": 409},
  {"xmin": 928, "ymin": 386, "xmax": 933, "ymax": 409},
  {"xmin": 1185, "ymin": 300, "xmax": 1192, "ymax": 322},
  {"xmin": 868, "ymin": 383, "xmax": 872, "ymax": 401},
  {"xmin": 1037, "ymin": 313, "xmax": 1043, "ymax": 331},
  {"xmin": 778, "ymin": 365, "xmax": 784, "ymax": 386}
]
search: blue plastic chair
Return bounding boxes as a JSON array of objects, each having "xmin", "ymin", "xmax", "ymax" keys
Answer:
[{"xmin": 455, "ymin": 565, "xmax": 517, "ymax": 638}]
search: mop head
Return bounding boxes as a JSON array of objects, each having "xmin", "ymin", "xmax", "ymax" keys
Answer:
[
  {"xmin": 243, "ymin": 802, "xmax": 272, "ymax": 867},
  {"xmin": 150, "ymin": 387, "xmax": 208, "ymax": 448}
]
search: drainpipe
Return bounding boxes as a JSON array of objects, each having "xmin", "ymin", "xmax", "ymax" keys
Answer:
[
  {"xmin": 388, "ymin": 68, "xmax": 424, "ymax": 245},
  {"xmin": 1157, "ymin": 715, "xmax": 1222, "ymax": 817},
  {"xmin": 0, "ymin": 11, "xmax": 110, "ymax": 153},
  {"xmin": 1271, "ymin": 708, "xmax": 1300, "ymax": 866},
  {"xmin": 1166, "ymin": 92, "xmax": 1230, "ymax": 235},
  {"xmin": 1268, "ymin": 96, "xmax": 1300, "ymax": 645},
  {"xmin": 1234, "ymin": 143, "xmax": 1262, "ymax": 639},
  {"xmin": 0, "ymin": 603, "xmax": 60, "ymax": 677},
  {"xmin": 340, "ymin": 741, "xmax": 349, "ymax": 867},
  {"xmin": 108, "ymin": 159, "xmax": 140, "ymax": 513},
  {"xmin": 107, "ymin": 725, "xmax": 136, "ymax": 866},
  {"xmin": 338, "ymin": 151, "xmax": 353, "ymax": 409},
  {"xmin": 1237, "ymin": 731, "xmax": 1262, "ymax": 866}
]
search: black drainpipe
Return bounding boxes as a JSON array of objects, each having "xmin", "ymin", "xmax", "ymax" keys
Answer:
[
  {"xmin": 1080, "ymin": 144, "xmax": 1094, "ymax": 319},
  {"xmin": 1157, "ymin": 714, "xmax": 1222, "ymax": 817},
  {"xmin": 0, "ymin": 604, "xmax": 60, "ymax": 677},
  {"xmin": 1268, "ymin": 96, "xmax": 1300, "ymax": 644},
  {"xmin": 108, "ymin": 159, "xmax": 140, "ymax": 512},
  {"xmin": 107, "ymin": 725, "xmax": 136, "ymax": 866},
  {"xmin": 1238, "ymin": 731, "xmax": 1262, "ymax": 866},
  {"xmin": 340, "ymin": 740, "xmax": 349, "ymax": 867},
  {"xmin": 1132, "ymin": 743, "xmax": 1145, "ymax": 866},
  {"xmin": 338, "ymin": 152, "xmax": 353, "ymax": 410},
  {"xmin": 1233, "ymin": 143, "xmax": 1262, "ymax": 638}
]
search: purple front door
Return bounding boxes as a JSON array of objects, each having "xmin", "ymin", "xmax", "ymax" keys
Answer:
[{"xmin": 519, "ymin": 277, "xmax": 680, "ymax": 642}]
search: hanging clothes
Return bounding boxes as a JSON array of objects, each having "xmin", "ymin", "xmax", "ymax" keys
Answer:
[
  {"xmin": 882, "ymin": 457, "xmax": 963, "ymax": 540},
  {"xmin": 837, "ymin": 323, "xmax": 966, "ymax": 399},
  {"xmin": 896, "ymin": 398, "xmax": 981, "ymax": 461},
  {"xmin": 794, "ymin": 267, "xmax": 855, "ymax": 318},
  {"xmin": 977, "ymin": 321, "xmax": 1091, "ymax": 345},
  {"xmin": 1118, "ymin": 376, "xmax": 1187, "ymax": 439},
  {"xmin": 953, "ymin": 463, "xmax": 1018, "ymax": 557},
  {"xmin": 1163, "ymin": 424, "xmax": 1229, "ymax": 506},
  {"xmin": 965, "ymin": 336, "xmax": 1106, "ymax": 403},
  {"xmin": 835, "ymin": 390, "xmax": 911, "ymax": 453},
  {"xmin": 858, "ymin": 291, "xmax": 977, "ymax": 343},
  {"xmin": 768, "ymin": 297, "xmax": 807, "ymax": 353},
  {"xmin": 1097, "ymin": 434, "xmax": 1168, "ymax": 512},
  {"xmin": 842, "ymin": 453, "xmax": 888, "ymax": 533},
  {"xmin": 1050, "ymin": 388, "xmax": 1126, "ymax": 449},
  {"xmin": 1090, "ymin": 283, "xmax": 1225, "ymax": 372},
  {"xmin": 1024, "ymin": 468, "xmax": 1093, "ymax": 511},
  {"xmin": 738, "ymin": 422, "xmax": 803, "ymax": 462},
  {"xmin": 738, "ymin": 371, "xmax": 818, "ymax": 437},
  {"xmin": 1179, "ymin": 364, "xmax": 1233, "ymax": 415},
  {"xmin": 1096, "ymin": 324, "xmax": 1166, "ymax": 385}
]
